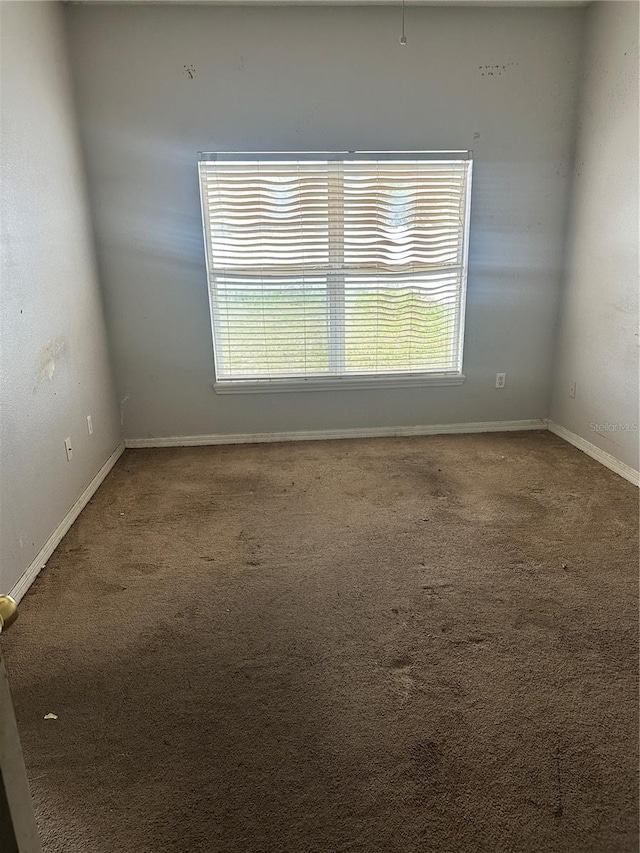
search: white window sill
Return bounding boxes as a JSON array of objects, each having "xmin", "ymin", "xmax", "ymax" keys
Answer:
[{"xmin": 213, "ymin": 373, "xmax": 465, "ymax": 394}]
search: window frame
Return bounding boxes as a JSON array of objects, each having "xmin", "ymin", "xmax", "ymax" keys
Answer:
[{"xmin": 198, "ymin": 151, "xmax": 473, "ymax": 394}]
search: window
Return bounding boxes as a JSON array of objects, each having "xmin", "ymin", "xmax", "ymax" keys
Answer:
[{"xmin": 198, "ymin": 152, "xmax": 472, "ymax": 392}]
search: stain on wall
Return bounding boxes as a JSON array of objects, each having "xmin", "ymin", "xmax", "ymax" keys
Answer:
[
  {"xmin": 478, "ymin": 62, "xmax": 519, "ymax": 77},
  {"xmin": 35, "ymin": 336, "xmax": 67, "ymax": 384}
]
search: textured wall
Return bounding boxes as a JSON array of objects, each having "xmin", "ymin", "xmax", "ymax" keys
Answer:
[
  {"xmin": 551, "ymin": 1, "xmax": 639, "ymax": 472},
  {"xmin": 65, "ymin": 4, "xmax": 584, "ymax": 440},
  {"xmin": 0, "ymin": 2, "xmax": 121, "ymax": 593}
]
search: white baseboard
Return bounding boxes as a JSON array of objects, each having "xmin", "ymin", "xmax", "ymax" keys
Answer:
[
  {"xmin": 124, "ymin": 419, "xmax": 547, "ymax": 448},
  {"xmin": 548, "ymin": 421, "xmax": 639, "ymax": 486},
  {"xmin": 9, "ymin": 442, "xmax": 126, "ymax": 603}
]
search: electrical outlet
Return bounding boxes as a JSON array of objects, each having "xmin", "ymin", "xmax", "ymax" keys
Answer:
[
  {"xmin": 495, "ymin": 373, "xmax": 506, "ymax": 389},
  {"xmin": 569, "ymin": 380, "xmax": 576, "ymax": 399},
  {"xmin": 87, "ymin": 415, "xmax": 94, "ymax": 436},
  {"xmin": 64, "ymin": 437, "xmax": 73, "ymax": 462}
]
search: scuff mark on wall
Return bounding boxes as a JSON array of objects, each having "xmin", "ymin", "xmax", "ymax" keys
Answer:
[
  {"xmin": 478, "ymin": 62, "xmax": 519, "ymax": 77},
  {"xmin": 35, "ymin": 336, "xmax": 67, "ymax": 384},
  {"xmin": 120, "ymin": 392, "xmax": 130, "ymax": 427}
]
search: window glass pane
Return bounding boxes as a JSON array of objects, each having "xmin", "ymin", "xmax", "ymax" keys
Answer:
[
  {"xmin": 343, "ymin": 271, "xmax": 461, "ymax": 374},
  {"xmin": 213, "ymin": 276, "xmax": 329, "ymax": 377}
]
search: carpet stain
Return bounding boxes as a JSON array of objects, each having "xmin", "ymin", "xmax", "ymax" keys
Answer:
[{"xmin": 409, "ymin": 740, "xmax": 443, "ymax": 779}]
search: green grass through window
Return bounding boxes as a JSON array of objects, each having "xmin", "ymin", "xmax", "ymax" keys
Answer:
[{"xmin": 217, "ymin": 288, "xmax": 455, "ymax": 377}]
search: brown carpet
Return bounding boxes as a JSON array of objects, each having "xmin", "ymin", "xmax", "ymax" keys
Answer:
[{"xmin": 3, "ymin": 431, "xmax": 638, "ymax": 852}]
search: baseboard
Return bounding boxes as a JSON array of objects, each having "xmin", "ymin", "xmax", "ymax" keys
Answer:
[
  {"xmin": 9, "ymin": 442, "xmax": 126, "ymax": 603},
  {"xmin": 548, "ymin": 421, "xmax": 639, "ymax": 487},
  {"xmin": 124, "ymin": 419, "xmax": 547, "ymax": 448}
]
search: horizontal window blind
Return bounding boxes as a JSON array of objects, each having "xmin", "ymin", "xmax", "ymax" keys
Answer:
[{"xmin": 198, "ymin": 153, "xmax": 472, "ymax": 386}]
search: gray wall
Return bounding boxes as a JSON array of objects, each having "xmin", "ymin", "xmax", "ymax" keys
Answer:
[
  {"xmin": 0, "ymin": 2, "xmax": 121, "ymax": 593},
  {"xmin": 551, "ymin": 1, "xmax": 639, "ymax": 472},
  {"xmin": 65, "ymin": 4, "xmax": 584, "ymax": 440}
]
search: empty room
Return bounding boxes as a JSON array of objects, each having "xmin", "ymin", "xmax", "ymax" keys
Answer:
[{"xmin": 0, "ymin": 0, "xmax": 638, "ymax": 850}]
